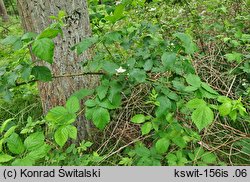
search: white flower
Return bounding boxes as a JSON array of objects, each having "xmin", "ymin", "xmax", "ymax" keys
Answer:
[
  {"xmin": 149, "ymin": 8, "xmax": 156, "ymax": 12},
  {"xmin": 116, "ymin": 1, "xmax": 121, "ymax": 5},
  {"xmin": 115, "ymin": 66, "xmax": 126, "ymax": 73}
]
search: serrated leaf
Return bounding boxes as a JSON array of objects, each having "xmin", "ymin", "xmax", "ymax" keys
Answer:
[
  {"xmin": 96, "ymin": 85, "xmax": 109, "ymax": 100},
  {"xmin": 26, "ymin": 144, "xmax": 51, "ymax": 160},
  {"xmin": 24, "ymin": 132, "xmax": 45, "ymax": 151},
  {"xmin": 66, "ymin": 96, "xmax": 80, "ymax": 113},
  {"xmin": 186, "ymin": 74, "xmax": 201, "ymax": 88},
  {"xmin": 32, "ymin": 38, "xmax": 54, "ymax": 63},
  {"xmin": 191, "ymin": 106, "xmax": 214, "ymax": 131},
  {"xmin": 161, "ymin": 52, "xmax": 176, "ymax": 70},
  {"xmin": 73, "ymin": 36, "xmax": 98, "ymax": 55},
  {"xmin": 66, "ymin": 125, "xmax": 77, "ymax": 140},
  {"xmin": 31, "ymin": 66, "xmax": 52, "ymax": 82},
  {"xmin": 11, "ymin": 157, "xmax": 34, "ymax": 166},
  {"xmin": 201, "ymin": 82, "xmax": 218, "ymax": 95},
  {"xmin": 7, "ymin": 133, "xmax": 25, "ymax": 155},
  {"xmin": 54, "ymin": 126, "xmax": 69, "ymax": 147},
  {"xmin": 174, "ymin": 33, "xmax": 197, "ymax": 54},
  {"xmin": 46, "ymin": 106, "xmax": 76, "ymax": 125},
  {"xmin": 155, "ymin": 138, "xmax": 170, "ymax": 154},
  {"xmin": 71, "ymin": 89, "xmax": 94, "ymax": 100},
  {"xmin": 186, "ymin": 98, "xmax": 206, "ymax": 109},
  {"xmin": 37, "ymin": 27, "xmax": 60, "ymax": 39},
  {"xmin": 201, "ymin": 152, "xmax": 217, "ymax": 164},
  {"xmin": 130, "ymin": 69, "xmax": 146, "ymax": 83},
  {"xmin": 0, "ymin": 35, "xmax": 20, "ymax": 45},
  {"xmin": 85, "ymin": 99, "xmax": 97, "ymax": 107},
  {"xmin": 131, "ymin": 114, "xmax": 145, "ymax": 124},
  {"xmin": 141, "ymin": 122, "xmax": 152, "ymax": 135},
  {"xmin": 92, "ymin": 107, "xmax": 110, "ymax": 130},
  {"xmin": 218, "ymin": 102, "xmax": 232, "ymax": 116},
  {"xmin": 0, "ymin": 154, "xmax": 14, "ymax": 163},
  {"xmin": 102, "ymin": 61, "xmax": 119, "ymax": 75},
  {"xmin": 184, "ymin": 86, "xmax": 199, "ymax": 92}
]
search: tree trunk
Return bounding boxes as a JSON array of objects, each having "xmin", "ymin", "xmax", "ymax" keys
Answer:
[
  {"xmin": 0, "ymin": 0, "xmax": 9, "ymax": 22},
  {"xmin": 17, "ymin": 0, "xmax": 98, "ymax": 139}
]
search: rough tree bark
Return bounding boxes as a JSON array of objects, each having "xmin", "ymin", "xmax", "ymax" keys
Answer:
[
  {"xmin": 17, "ymin": 0, "xmax": 98, "ymax": 139},
  {"xmin": 0, "ymin": 0, "xmax": 9, "ymax": 22}
]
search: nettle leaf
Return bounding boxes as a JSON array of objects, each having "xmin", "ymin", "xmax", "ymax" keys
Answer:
[
  {"xmin": 66, "ymin": 96, "xmax": 80, "ymax": 113},
  {"xmin": 186, "ymin": 98, "xmax": 206, "ymax": 109},
  {"xmin": 131, "ymin": 114, "xmax": 146, "ymax": 124},
  {"xmin": 185, "ymin": 74, "xmax": 201, "ymax": 88},
  {"xmin": 130, "ymin": 69, "xmax": 146, "ymax": 83},
  {"xmin": 7, "ymin": 133, "xmax": 25, "ymax": 155},
  {"xmin": 31, "ymin": 66, "xmax": 52, "ymax": 82},
  {"xmin": 92, "ymin": 107, "xmax": 110, "ymax": 130},
  {"xmin": 46, "ymin": 106, "xmax": 76, "ymax": 125},
  {"xmin": 0, "ymin": 154, "xmax": 14, "ymax": 163},
  {"xmin": 155, "ymin": 138, "xmax": 170, "ymax": 154},
  {"xmin": 191, "ymin": 106, "xmax": 214, "ymax": 131},
  {"xmin": 218, "ymin": 102, "xmax": 232, "ymax": 116},
  {"xmin": 141, "ymin": 122, "xmax": 152, "ymax": 135},
  {"xmin": 174, "ymin": 33, "xmax": 197, "ymax": 54},
  {"xmin": 24, "ymin": 132, "xmax": 45, "ymax": 151},
  {"xmin": 54, "ymin": 125, "xmax": 69, "ymax": 147},
  {"xmin": 32, "ymin": 38, "xmax": 54, "ymax": 63},
  {"xmin": 66, "ymin": 125, "xmax": 77, "ymax": 140},
  {"xmin": 161, "ymin": 52, "xmax": 176, "ymax": 70},
  {"xmin": 73, "ymin": 36, "xmax": 98, "ymax": 55}
]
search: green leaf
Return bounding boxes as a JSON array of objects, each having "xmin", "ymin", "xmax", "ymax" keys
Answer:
[
  {"xmin": 184, "ymin": 86, "xmax": 199, "ymax": 92},
  {"xmin": 0, "ymin": 35, "xmax": 20, "ymax": 45},
  {"xmin": 186, "ymin": 98, "xmax": 206, "ymax": 109},
  {"xmin": 229, "ymin": 110, "xmax": 237, "ymax": 121},
  {"xmin": 102, "ymin": 61, "xmax": 119, "ymax": 75},
  {"xmin": 201, "ymin": 152, "xmax": 217, "ymax": 164},
  {"xmin": 66, "ymin": 96, "xmax": 80, "ymax": 113},
  {"xmin": 11, "ymin": 157, "xmax": 34, "ymax": 166},
  {"xmin": 92, "ymin": 107, "xmax": 110, "ymax": 130},
  {"xmin": 186, "ymin": 74, "xmax": 201, "ymax": 88},
  {"xmin": 37, "ymin": 27, "xmax": 60, "ymax": 39},
  {"xmin": 217, "ymin": 96, "xmax": 231, "ymax": 103},
  {"xmin": 31, "ymin": 66, "xmax": 52, "ymax": 82},
  {"xmin": 32, "ymin": 38, "xmax": 54, "ymax": 63},
  {"xmin": 141, "ymin": 122, "xmax": 152, "ymax": 135},
  {"xmin": 3, "ymin": 126, "xmax": 17, "ymax": 139},
  {"xmin": 225, "ymin": 52, "xmax": 242, "ymax": 63},
  {"xmin": 24, "ymin": 132, "xmax": 45, "ymax": 151},
  {"xmin": 174, "ymin": 33, "xmax": 197, "ymax": 54},
  {"xmin": 191, "ymin": 106, "xmax": 214, "ymax": 131},
  {"xmin": 85, "ymin": 99, "xmax": 97, "ymax": 107},
  {"xmin": 0, "ymin": 154, "xmax": 14, "ymax": 163},
  {"xmin": 130, "ymin": 69, "xmax": 146, "ymax": 83},
  {"xmin": 131, "ymin": 114, "xmax": 146, "ymax": 124},
  {"xmin": 155, "ymin": 138, "xmax": 170, "ymax": 154},
  {"xmin": 46, "ymin": 106, "xmax": 76, "ymax": 125},
  {"xmin": 6, "ymin": 133, "xmax": 25, "ymax": 155},
  {"xmin": 66, "ymin": 125, "xmax": 77, "ymax": 140},
  {"xmin": 54, "ymin": 125, "xmax": 69, "ymax": 147},
  {"xmin": 143, "ymin": 59, "xmax": 153, "ymax": 71},
  {"xmin": 71, "ymin": 89, "xmax": 94, "ymax": 100},
  {"xmin": 161, "ymin": 52, "xmax": 176, "ymax": 70},
  {"xmin": 74, "ymin": 36, "xmax": 98, "ymax": 55},
  {"xmin": 0, "ymin": 118, "xmax": 14, "ymax": 134},
  {"xmin": 26, "ymin": 144, "xmax": 51, "ymax": 160},
  {"xmin": 201, "ymin": 82, "xmax": 218, "ymax": 95},
  {"xmin": 96, "ymin": 85, "xmax": 109, "ymax": 100},
  {"xmin": 21, "ymin": 32, "xmax": 37, "ymax": 41},
  {"xmin": 172, "ymin": 136, "xmax": 187, "ymax": 148},
  {"xmin": 218, "ymin": 102, "xmax": 232, "ymax": 116}
]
